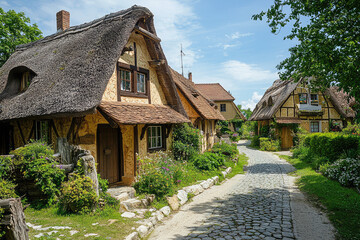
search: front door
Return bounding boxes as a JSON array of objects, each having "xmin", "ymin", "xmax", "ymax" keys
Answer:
[
  {"xmin": 97, "ymin": 124, "xmax": 121, "ymax": 184},
  {"xmin": 281, "ymin": 126, "xmax": 293, "ymax": 149}
]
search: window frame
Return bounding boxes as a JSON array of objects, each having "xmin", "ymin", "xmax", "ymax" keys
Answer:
[
  {"xmin": 35, "ymin": 120, "xmax": 52, "ymax": 144},
  {"xmin": 119, "ymin": 69, "xmax": 132, "ymax": 92},
  {"xmin": 310, "ymin": 121, "xmax": 320, "ymax": 133},
  {"xmin": 220, "ymin": 104, "xmax": 226, "ymax": 112},
  {"xmin": 147, "ymin": 125, "xmax": 166, "ymax": 152},
  {"xmin": 19, "ymin": 72, "xmax": 33, "ymax": 92},
  {"xmin": 299, "ymin": 93, "xmax": 308, "ymax": 104},
  {"xmin": 310, "ymin": 94, "xmax": 319, "ymax": 105},
  {"xmin": 117, "ymin": 62, "xmax": 149, "ymax": 99}
]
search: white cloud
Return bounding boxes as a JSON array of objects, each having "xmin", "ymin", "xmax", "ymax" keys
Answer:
[
  {"xmin": 241, "ymin": 92, "xmax": 263, "ymax": 110},
  {"xmin": 226, "ymin": 32, "xmax": 253, "ymax": 39},
  {"xmin": 223, "ymin": 44, "xmax": 237, "ymax": 50},
  {"xmin": 222, "ymin": 60, "xmax": 278, "ymax": 82}
]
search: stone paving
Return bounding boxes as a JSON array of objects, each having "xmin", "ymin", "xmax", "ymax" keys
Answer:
[{"xmin": 182, "ymin": 142, "xmax": 296, "ymax": 240}]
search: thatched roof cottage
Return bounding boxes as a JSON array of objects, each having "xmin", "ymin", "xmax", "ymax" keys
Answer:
[
  {"xmin": 249, "ymin": 79, "xmax": 355, "ymax": 149},
  {"xmin": 170, "ymin": 68, "xmax": 225, "ymax": 151},
  {"xmin": 0, "ymin": 6, "xmax": 190, "ymax": 185}
]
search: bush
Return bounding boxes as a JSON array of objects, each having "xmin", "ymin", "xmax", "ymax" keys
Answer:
[
  {"xmin": 0, "ymin": 156, "xmax": 12, "ymax": 179},
  {"xmin": 0, "ymin": 179, "xmax": 17, "ymax": 199},
  {"xmin": 172, "ymin": 123, "xmax": 200, "ymax": 161},
  {"xmin": 211, "ymin": 142, "xmax": 239, "ymax": 160},
  {"xmin": 98, "ymin": 174, "xmax": 109, "ymax": 193},
  {"xmin": 11, "ymin": 141, "xmax": 65, "ymax": 205},
  {"xmin": 250, "ymin": 135, "xmax": 260, "ymax": 147},
  {"xmin": 259, "ymin": 138, "xmax": 281, "ymax": 151},
  {"xmin": 133, "ymin": 169, "xmax": 174, "ymax": 198},
  {"xmin": 229, "ymin": 132, "xmax": 240, "ymax": 142},
  {"xmin": 191, "ymin": 152, "xmax": 224, "ymax": 171},
  {"xmin": 59, "ymin": 174, "xmax": 98, "ymax": 213},
  {"xmin": 324, "ymin": 158, "xmax": 360, "ymax": 188}
]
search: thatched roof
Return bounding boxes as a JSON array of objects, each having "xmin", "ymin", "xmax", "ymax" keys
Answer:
[
  {"xmin": 170, "ymin": 68, "xmax": 225, "ymax": 121},
  {"xmin": 195, "ymin": 83, "xmax": 235, "ymax": 101},
  {"xmin": 249, "ymin": 79, "xmax": 355, "ymax": 121},
  {"xmin": 99, "ymin": 101, "xmax": 190, "ymax": 124},
  {"xmin": 326, "ymin": 87, "xmax": 356, "ymax": 119},
  {"xmin": 0, "ymin": 6, "xmax": 186, "ymax": 121}
]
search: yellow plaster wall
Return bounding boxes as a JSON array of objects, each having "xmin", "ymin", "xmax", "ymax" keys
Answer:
[
  {"xmin": 120, "ymin": 124, "xmax": 135, "ymax": 185},
  {"xmin": 216, "ymin": 101, "xmax": 240, "ymax": 120},
  {"xmin": 102, "ymin": 67, "xmax": 117, "ymax": 101},
  {"xmin": 177, "ymin": 89, "xmax": 200, "ymax": 123},
  {"xmin": 12, "ymin": 120, "xmax": 34, "ymax": 148},
  {"xmin": 120, "ymin": 96, "xmax": 148, "ymax": 104}
]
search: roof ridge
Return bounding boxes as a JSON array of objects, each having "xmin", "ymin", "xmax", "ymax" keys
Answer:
[{"xmin": 16, "ymin": 5, "xmax": 152, "ymax": 51}]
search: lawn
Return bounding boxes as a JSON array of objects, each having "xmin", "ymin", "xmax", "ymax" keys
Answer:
[
  {"xmin": 280, "ymin": 155, "xmax": 360, "ymax": 240},
  {"xmin": 25, "ymin": 206, "xmax": 139, "ymax": 240}
]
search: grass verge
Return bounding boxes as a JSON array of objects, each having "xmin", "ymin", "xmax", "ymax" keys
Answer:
[
  {"xmin": 280, "ymin": 155, "xmax": 360, "ymax": 240},
  {"xmin": 25, "ymin": 206, "xmax": 139, "ymax": 240}
]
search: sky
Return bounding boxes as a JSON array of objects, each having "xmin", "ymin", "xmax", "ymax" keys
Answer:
[{"xmin": 2, "ymin": 0, "xmax": 297, "ymax": 110}]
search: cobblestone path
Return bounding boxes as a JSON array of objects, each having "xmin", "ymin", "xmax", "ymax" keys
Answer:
[{"xmin": 182, "ymin": 142, "xmax": 296, "ymax": 240}]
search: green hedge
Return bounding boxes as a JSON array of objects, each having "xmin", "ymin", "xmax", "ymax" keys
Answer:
[
  {"xmin": 259, "ymin": 138, "xmax": 281, "ymax": 151},
  {"xmin": 303, "ymin": 133, "xmax": 360, "ymax": 163}
]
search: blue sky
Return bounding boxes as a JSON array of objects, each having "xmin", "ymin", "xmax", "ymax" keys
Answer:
[{"xmin": 2, "ymin": 0, "xmax": 296, "ymax": 110}]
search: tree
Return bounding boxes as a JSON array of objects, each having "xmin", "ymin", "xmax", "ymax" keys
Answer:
[
  {"xmin": 252, "ymin": 1, "xmax": 360, "ymax": 103},
  {"xmin": 237, "ymin": 104, "xmax": 252, "ymax": 119},
  {"xmin": 0, "ymin": 8, "xmax": 42, "ymax": 67}
]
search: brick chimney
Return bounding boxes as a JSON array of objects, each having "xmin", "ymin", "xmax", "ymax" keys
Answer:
[
  {"xmin": 56, "ymin": 10, "xmax": 70, "ymax": 31},
  {"xmin": 188, "ymin": 72, "xmax": 192, "ymax": 81}
]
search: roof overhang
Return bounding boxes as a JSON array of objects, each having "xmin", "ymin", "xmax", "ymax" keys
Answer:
[{"xmin": 275, "ymin": 117, "xmax": 302, "ymax": 124}]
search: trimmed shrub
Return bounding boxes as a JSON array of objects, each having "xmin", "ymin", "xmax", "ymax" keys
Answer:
[
  {"xmin": 259, "ymin": 138, "xmax": 281, "ymax": 151},
  {"xmin": 172, "ymin": 123, "xmax": 200, "ymax": 161},
  {"xmin": 211, "ymin": 142, "xmax": 239, "ymax": 160},
  {"xmin": 191, "ymin": 152, "xmax": 224, "ymax": 171},
  {"xmin": 324, "ymin": 158, "xmax": 360, "ymax": 188},
  {"xmin": 133, "ymin": 169, "xmax": 174, "ymax": 198},
  {"xmin": 250, "ymin": 135, "xmax": 260, "ymax": 148},
  {"xmin": 0, "ymin": 179, "xmax": 17, "ymax": 199},
  {"xmin": 59, "ymin": 174, "xmax": 98, "ymax": 213}
]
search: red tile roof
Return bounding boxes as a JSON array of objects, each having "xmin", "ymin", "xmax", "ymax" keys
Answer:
[
  {"xmin": 99, "ymin": 101, "xmax": 190, "ymax": 125},
  {"xmin": 170, "ymin": 69, "xmax": 225, "ymax": 120},
  {"xmin": 195, "ymin": 83, "xmax": 235, "ymax": 101}
]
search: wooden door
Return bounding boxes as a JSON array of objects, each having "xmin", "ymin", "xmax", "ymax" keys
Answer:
[
  {"xmin": 97, "ymin": 124, "xmax": 121, "ymax": 184},
  {"xmin": 281, "ymin": 126, "xmax": 293, "ymax": 149}
]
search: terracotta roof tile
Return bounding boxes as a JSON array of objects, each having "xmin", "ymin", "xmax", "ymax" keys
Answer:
[
  {"xmin": 170, "ymin": 68, "xmax": 225, "ymax": 120},
  {"xmin": 99, "ymin": 101, "xmax": 190, "ymax": 125},
  {"xmin": 195, "ymin": 83, "xmax": 235, "ymax": 101}
]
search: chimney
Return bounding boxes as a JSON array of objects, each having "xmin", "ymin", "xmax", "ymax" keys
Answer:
[
  {"xmin": 56, "ymin": 10, "xmax": 70, "ymax": 31},
  {"xmin": 188, "ymin": 72, "xmax": 192, "ymax": 81}
]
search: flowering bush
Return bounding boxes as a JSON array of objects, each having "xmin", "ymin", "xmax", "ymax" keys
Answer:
[
  {"xmin": 59, "ymin": 174, "xmax": 98, "ymax": 213},
  {"xmin": 259, "ymin": 137, "xmax": 281, "ymax": 151},
  {"xmin": 134, "ymin": 152, "xmax": 183, "ymax": 198},
  {"xmin": 230, "ymin": 133, "xmax": 240, "ymax": 142},
  {"xmin": 211, "ymin": 142, "xmax": 239, "ymax": 160},
  {"xmin": 172, "ymin": 123, "xmax": 200, "ymax": 161},
  {"xmin": 324, "ymin": 158, "xmax": 360, "ymax": 189},
  {"xmin": 0, "ymin": 179, "xmax": 17, "ymax": 199}
]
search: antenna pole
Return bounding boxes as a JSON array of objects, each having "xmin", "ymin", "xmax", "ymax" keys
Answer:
[{"xmin": 180, "ymin": 44, "xmax": 185, "ymax": 76}]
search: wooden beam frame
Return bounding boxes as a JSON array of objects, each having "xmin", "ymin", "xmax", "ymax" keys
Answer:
[
  {"xmin": 140, "ymin": 124, "xmax": 150, "ymax": 140},
  {"xmin": 134, "ymin": 26, "xmax": 161, "ymax": 43},
  {"xmin": 97, "ymin": 108, "xmax": 118, "ymax": 128},
  {"xmin": 27, "ymin": 120, "xmax": 35, "ymax": 142},
  {"xmin": 16, "ymin": 121, "xmax": 26, "ymax": 145}
]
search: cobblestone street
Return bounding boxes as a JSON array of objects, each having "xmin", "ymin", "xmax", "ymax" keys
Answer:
[{"xmin": 148, "ymin": 141, "xmax": 334, "ymax": 240}]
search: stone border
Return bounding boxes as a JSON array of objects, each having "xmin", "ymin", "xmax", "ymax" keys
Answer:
[{"xmin": 124, "ymin": 167, "xmax": 233, "ymax": 240}]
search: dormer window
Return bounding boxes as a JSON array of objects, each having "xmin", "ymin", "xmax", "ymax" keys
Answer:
[
  {"xmin": 120, "ymin": 69, "xmax": 131, "ymax": 91},
  {"xmin": 311, "ymin": 94, "xmax": 318, "ymax": 105},
  {"xmin": 19, "ymin": 72, "xmax": 32, "ymax": 92},
  {"xmin": 117, "ymin": 62, "xmax": 149, "ymax": 98},
  {"xmin": 137, "ymin": 73, "xmax": 146, "ymax": 93},
  {"xmin": 268, "ymin": 96, "xmax": 273, "ymax": 106}
]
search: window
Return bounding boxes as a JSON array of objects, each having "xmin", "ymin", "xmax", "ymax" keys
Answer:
[
  {"xmin": 120, "ymin": 69, "xmax": 131, "ymax": 92},
  {"xmin": 19, "ymin": 72, "xmax": 32, "ymax": 92},
  {"xmin": 137, "ymin": 73, "xmax": 146, "ymax": 93},
  {"xmin": 35, "ymin": 120, "xmax": 51, "ymax": 144},
  {"xmin": 310, "ymin": 122, "xmax": 320, "ymax": 133},
  {"xmin": 311, "ymin": 94, "xmax": 318, "ymax": 105},
  {"xmin": 220, "ymin": 104, "xmax": 226, "ymax": 112},
  {"xmin": 148, "ymin": 126, "xmax": 163, "ymax": 150},
  {"xmin": 299, "ymin": 93, "xmax": 308, "ymax": 104}
]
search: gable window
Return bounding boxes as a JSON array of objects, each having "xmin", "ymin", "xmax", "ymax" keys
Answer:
[
  {"xmin": 19, "ymin": 72, "xmax": 33, "ymax": 92},
  {"xmin": 35, "ymin": 120, "xmax": 51, "ymax": 144},
  {"xmin": 220, "ymin": 104, "xmax": 226, "ymax": 112},
  {"xmin": 120, "ymin": 69, "xmax": 131, "ymax": 91},
  {"xmin": 117, "ymin": 62, "xmax": 149, "ymax": 98},
  {"xmin": 148, "ymin": 126, "xmax": 164, "ymax": 151},
  {"xmin": 310, "ymin": 122, "xmax": 320, "ymax": 133},
  {"xmin": 311, "ymin": 94, "xmax": 318, "ymax": 105},
  {"xmin": 299, "ymin": 93, "xmax": 307, "ymax": 104}
]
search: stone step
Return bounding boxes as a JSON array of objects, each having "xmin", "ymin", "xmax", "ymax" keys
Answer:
[
  {"xmin": 120, "ymin": 198, "xmax": 143, "ymax": 212},
  {"xmin": 107, "ymin": 186, "xmax": 136, "ymax": 199}
]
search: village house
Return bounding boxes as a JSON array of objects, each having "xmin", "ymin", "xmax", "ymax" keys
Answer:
[
  {"xmin": 0, "ymin": 6, "xmax": 190, "ymax": 185},
  {"xmin": 170, "ymin": 69, "xmax": 225, "ymax": 151},
  {"xmin": 249, "ymin": 79, "xmax": 355, "ymax": 149},
  {"xmin": 195, "ymin": 83, "xmax": 246, "ymax": 131}
]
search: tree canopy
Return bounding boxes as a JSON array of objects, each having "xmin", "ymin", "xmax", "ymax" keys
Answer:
[
  {"xmin": 0, "ymin": 8, "xmax": 42, "ymax": 67},
  {"xmin": 237, "ymin": 104, "xmax": 252, "ymax": 119},
  {"xmin": 252, "ymin": 0, "xmax": 360, "ymax": 103}
]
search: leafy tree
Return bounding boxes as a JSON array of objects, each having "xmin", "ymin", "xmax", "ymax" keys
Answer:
[
  {"xmin": 0, "ymin": 8, "xmax": 42, "ymax": 67},
  {"xmin": 252, "ymin": 1, "xmax": 360, "ymax": 104},
  {"xmin": 237, "ymin": 104, "xmax": 252, "ymax": 119}
]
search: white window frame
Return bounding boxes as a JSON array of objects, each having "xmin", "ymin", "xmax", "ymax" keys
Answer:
[
  {"xmin": 137, "ymin": 73, "xmax": 146, "ymax": 93},
  {"xmin": 310, "ymin": 121, "xmax": 321, "ymax": 133},
  {"xmin": 120, "ymin": 69, "xmax": 131, "ymax": 92},
  {"xmin": 148, "ymin": 126, "xmax": 163, "ymax": 150}
]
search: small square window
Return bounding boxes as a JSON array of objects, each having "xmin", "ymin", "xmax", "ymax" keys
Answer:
[
  {"xmin": 148, "ymin": 126, "xmax": 163, "ymax": 150},
  {"xmin": 311, "ymin": 94, "xmax": 318, "ymax": 105},
  {"xmin": 220, "ymin": 104, "xmax": 226, "ymax": 112},
  {"xmin": 120, "ymin": 69, "xmax": 131, "ymax": 91},
  {"xmin": 310, "ymin": 122, "xmax": 320, "ymax": 133},
  {"xmin": 137, "ymin": 73, "xmax": 146, "ymax": 93},
  {"xmin": 299, "ymin": 93, "xmax": 307, "ymax": 104}
]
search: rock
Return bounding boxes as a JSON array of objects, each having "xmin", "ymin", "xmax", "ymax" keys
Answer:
[
  {"xmin": 84, "ymin": 233, "xmax": 99, "ymax": 237},
  {"xmin": 121, "ymin": 212, "xmax": 136, "ymax": 218},
  {"xmin": 141, "ymin": 198, "xmax": 150, "ymax": 207},
  {"xmin": 79, "ymin": 154, "xmax": 99, "ymax": 196},
  {"xmin": 212, "ymin": 176, "xmax": 219, "ymax": 184},
  {"xmin": 34, "ymin": 233, "xmax": 44, "ymax": 238},
  {"xmin": 151, "ymin": 211, "xmax": 164, "ymax": 221},
  {"xmin": 120, "ymin": 199, "xmax": 143, "ymax": 211},
  {"xmin": 91, "ymin": 222, "xmax": 99, "ymax": 226},
  {"xmin": 183, "ymin": 185, "xmax": 203, "ymax": 195},
  {"xmin": 69, "ymin": 230, "xmax": 79, "ymax": 236},
  {"xmin": 147, "ymin": 194, "xmax": 155, "ymax": 203},
  {"xmin": 207, "ymin": 178, "xmax": 215, "ymax": 187},
  {"xmin": 160, "ymin": 206, "xmax": 171, "ymax": 216},
  {"xmin": 148, "ymin": 216, "xmax": 158, "ymax": 225},
  {"xmin": 177, "ymin": 190, "xmax": 188, "ymax": 205},
  {"xmin": 167, "ymin": 194, "xmax": 180, "ymax": 211},
  {"xmin": 222, "ymin": 171, "xmax": 227, "ymax": 178},
  {"xmin": 135, "ymin": 209, "xmax": 148, "ymax": 218},
  {"xmin": 136, "ymin": 225, "xmax": 149, "ymax": 238},
  {"xmin": 125, "ymin": 232, "xmax": 139, "ymax": 240},
  {"xmin": 107, "ymin": 186, "xmax": 136, "ymax": 199},
  {"xmin": 107, "ymin": 219, "xmax": 118, "ymax": 225},
  {"xmin": 115, "ymin": 192, "xmax": 130, "ymax": 202},
  {"xmin": 226, "ymin": 167, "xmax": 232, "ymax": 174},
  {"xmin": 200, "ymin": 180, "xmax": 211, "ymax": 189}
]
